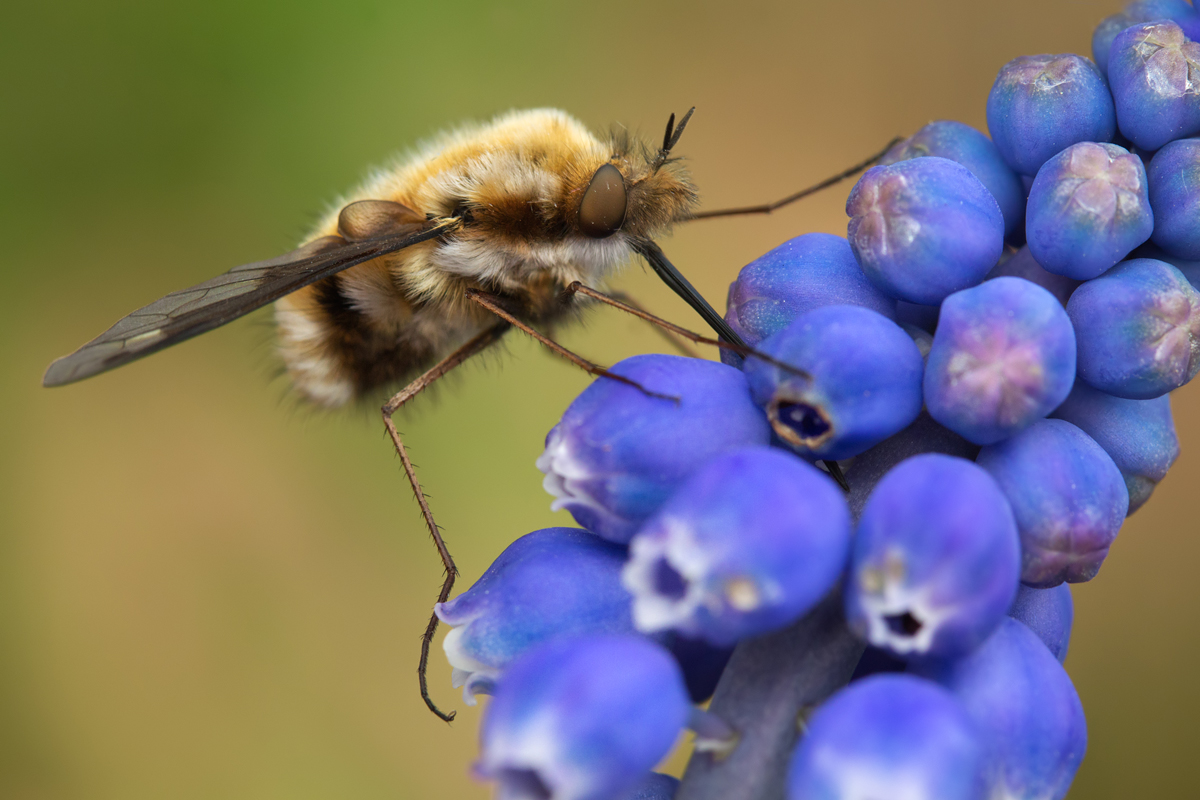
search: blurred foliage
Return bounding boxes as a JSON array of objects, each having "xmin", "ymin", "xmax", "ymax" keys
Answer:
[{"xmin": 1, "ymin": 1, "xmax": 1195, "ymax": 797}]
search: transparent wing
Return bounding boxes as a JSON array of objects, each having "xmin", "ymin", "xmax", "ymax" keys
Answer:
[{"xmin": 43, "ymin": 219, "xmax": 452, "ymax": 387}]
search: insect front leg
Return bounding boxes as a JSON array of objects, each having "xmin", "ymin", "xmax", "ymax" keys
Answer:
[{"xmin": 381, "ymin": 321, "xmax": 510, "ymax": 723}]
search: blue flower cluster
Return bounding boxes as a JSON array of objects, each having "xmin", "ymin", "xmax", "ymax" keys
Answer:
[{"xmin": 449, "ymin": 3, "xmax": 1195, "ymax": 798}]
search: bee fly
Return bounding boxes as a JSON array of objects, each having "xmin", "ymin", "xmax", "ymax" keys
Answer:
[{"xmin": 44, "ymin": 107, "xmax": 893, "ymax": 720}]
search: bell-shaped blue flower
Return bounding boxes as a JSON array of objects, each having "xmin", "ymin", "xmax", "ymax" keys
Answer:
[
  {"xmin": 1092, "ymin": 0, "xmax": 1200, "ymax": 74},
  {"xmin": 846, "ymin": 454, "xmax": 1020, "ymax": 662},
  {"xmin": 1147, "ymin": 137, "xmax": 1200, "ymax": 260},
  {"xmin": 1026, "ymin": 142, "xmax": 1154, "ymax": 280},
  {"xmin": 917, "ymin": 619, "xmax": 1087, "ymax": 800},
  {"xmin": 435, "ymin": 528, "xmax": 635, "ymax": 704},
  {"xmin": 1009, "ymin": 584, "xmax": 1074, "ymax": 663},
  {"xmin": 476, "ymin": 635, "xmax": 690, "ymax": 800},
  {"xmin": 847, "ymin": 157, "xmax": 1004, "ymax": 304},
  {"xmin": 623, "ymin": 447, "xmax": 851, "ymax": 646},
  {"xmin": 538, "ymin": 354, "xmax": 770, "ymax": 543},
  {"xmin": 720, "ymin": 233, "xmax": 896, "ymax": 367},
  {"xmin": 986, "ymin": 246, "xmax": 1081, "ymax": 307},
  {"xmin": 742, "ymin": 305, "xmax": 924, "ymax": 461},
  {"xmin": 1109, "ymin": 21, "xmax": 1200, "ymax": 151},
  {"xmin": 1067, "ymin": 258, "xmax": 1200, "ymax": 399},
  {"xmin": 881, "ymin": 119, "xmax": 1026, "ymax": 237},
  {"xmin": 1051, "ymin": 380, "xmax": 1179, "ymax": 513},
  {"xmin": 925, "ymin": 277, "xmax": 1077, "ymax": 445},
  {"xmin": 787, "ymin": 674, "xmax": 986, "ymax": 800},
  {"xmin": 977, "ymin": 419, "xmax": 1129, "ymax": 587},
  {"xmin": 986, "ymin": 53, "xmax": 1115, "ymax": 176}
]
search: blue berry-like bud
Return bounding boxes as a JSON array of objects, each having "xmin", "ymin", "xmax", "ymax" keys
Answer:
[
  {"xmin": 986, "ymin": 54, "xmax": 1116, "ymax": 176},
  {"xmin": 721, "ymin": 233, "xmax": 897, "ymax": 366},
  {"xmin": 977, "ymin": 419, "xmax": 1129, "ymax": 587},
  {"xmin": 881, "ymin": 119, "xmax": 1027, "ymax": 237},
  {"xmin": 1009, "ymin": 584, "xmax": 1074, "ymax": 663},
  {"xmin": 1026, "ymin": 142, "xmax": 1154, "ymax": 279},
  {"xmin": 925, "ymin": 277, "xmax": 1077, "ymax": 445},
  {"xmin": 1067, "ymin": 258, "xmax": 1200, "ymax": 398},
  {"xmin": 742, "ymin": 305, "xmax": 924, "ymax": 460},
  {"xmin": 1051, "ymin": 381, "xmax": 1179, "ymax": 513},
  {"xmin": 847, "ymin": 157, "xmax": 1005, "ymax": 304},
  {"xmin": 435, "ymin": 528, "xmax": 635, "ymax": 703},
  {"xmin": 1147, "ymin": 137, "xmax": 1200, "ymax": 259},
  {"xmin": 622, "ymin": 773, "xmax": 679, "ymax": 800},
  {"xmin": 623, "ymin": 447, "xmax": 851, "ymax": 646},
  {"xmin": 1092, "ymin": 0, "xmax": 1200, "ymax": 75},
  {"xmin": 786, "ymin": 674, "xmax": 986, "ymax": 800},
  {"xmin": 476, "ymin": 635, "xmax": 690, "ymax": 800},
  {"xmin": 538, "ymin": 354, "xmax": 770, "ymax": 542},
  {"xmin": 986, "ymin": 246, "xmax": 1081, "ymax": 307},
  {"xmin": 917, "ymin": 618, "xmax": 1087, "ymax": 800},
  {"xmin": 1109, "ymin": 21, "xmax": 1200, "ymax": 151},
  {"xmin": 846, "ymin": 454, "xmax": 1020, "ymax": 662}
]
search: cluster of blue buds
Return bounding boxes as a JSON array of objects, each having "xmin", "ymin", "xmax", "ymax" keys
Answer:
[{"xmin": 440, "ymin": 3, "xmax": 1194, "ymax": 797}]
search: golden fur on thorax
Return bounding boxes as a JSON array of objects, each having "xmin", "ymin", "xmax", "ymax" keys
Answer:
[{"xmin": 275, "ymin": 109, "xmax": 698, "ymax": 407}]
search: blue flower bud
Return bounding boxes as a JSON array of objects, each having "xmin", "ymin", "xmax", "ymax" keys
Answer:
[
  {"xmin": 1109, "ymin": 21, "xmax": 1200, "ymax": 151},
  {"xmin": 977, "ymin": 419, "xmax": 1129, "ymax": 587},
  {"xmin": 847, "ymin": 157, "xmax": 1005, "ymax": 304},
  {"xmin": 622, "ymin": 773, "xmax": 679, "ymax": 800},
  {"xmin": 721, "ymin": 233, "xmax": 897, "ymax": 368},
  {"xmin": 1134, "ymin": 240, "xmax": 1200, "ymax": 289},
  {"xmin": 786, "ymin": 674, "xmax": 986, "ymax": 800},
  {"xmin": 1009, "ymin": 583, "xmax": 1074, "ymax": 663},
  {"xmin": 847, "ymin": 454, "xmax": 1020, "ymax": 662},
  {"xmin": 986, "ymin": 54, "xmax": 1116, "ymax": 176},
  {"xmin": 925, "ymin": 277, "xmax": 1077, "ymax": 445},
  {"xmin": 881, "ymin": 119, "xmax": 1027, "ymax": 237},
  {"xmin": 742, "ymin": 305, "xmax": 924, "ymax": 461},
  {"xmin": 1026, "ymin": 142, "xmax": 1154, "ymax": 280},
  {"xmin": 1067, "ymin": 258, "xmax": 1200, "ymax": 399},
  {"xmin": 538, "ymin": 354, "xmax": 770, "ymax": 542},
  {"xmin": 477, "ymin": 635, "xmax": 690, "ymax": 800},
  {"xmin": 986, "ymin": 245, "xmax": 1081, "ymax": 307},
  {"xmin": 435, "ymin": 528, "xmax": 635, "ymax": 703},
  {"xmin": 1147, "ymin": 137, "xmax": 1200, "ymax": 260},
  {"xmin": 1051, "ymin": 380, "xmax": 1179, "ymax": 513},
  {"xmin": 917, "ymin": 619, "xmax": 1087, "ymax": 800},
  {"xmin": 1092, "ymin": 0, "xmax": 1200, "ymax": 75},
  {"xmin": 623, "ymin": 447, "xmax": 851, "ymax": 646}
]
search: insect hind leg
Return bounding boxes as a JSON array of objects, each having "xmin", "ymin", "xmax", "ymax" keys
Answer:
[{"xmin": 381, "ymin": 321, "xmax": 510, "ymax": 723}]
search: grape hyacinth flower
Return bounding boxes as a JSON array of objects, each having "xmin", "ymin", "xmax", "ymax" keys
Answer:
[
  {"xmin": 721, "ymin": 232, "xmax": 896, "ymax": 368},
  {"xmin": 881, "ymin": 119, "xmax": 1026, "ymax": 237},
  {"xmin": 846, "ymin": 454, "xmax": 1020, "ymax": 662},
  {"xmin": 1026, "ymin": 142, "xmax": 1153, "ymax": 280},
  {"xmin": 986, "ymin": 245, "xmax": 1081, "ymax": 307},
  {"xmin": 1108, "ymin": 21, "xmax": 1200, "ymax": 151},
  {"xmin": 1092, "ymin": 0, "xmax": 1200, "ymax": 74},
  {"xmin": 986, "ymin": 54, "xmax": 1115, "ymax": 176},
  {"xmin": 786, "ymin": 675, "xmax": 986, "ymax": 800},
  {"xmin": 1067, "ymin": 258, "xmax": 1200, "ymax": 399},
  {"xmin": 846, "ymin": 157, "xmax": 1005, "ymax": 304},
  {"xmin": 918, "ymin": 619, "xmax": 1087, "ymax": 800},
  {"xmin": 978, "ymin": 419, "xmax": 1129, "ymax": 587},
  {"xmin": 434, "ymin": 528, "xmax": 634, "ymax": 703},
  {"xmin": 1052, "ymin": 380, "xmax": 1179, "ymax": 513},
  {"xmin": 1147, "ymin": 137, "xmax": 1200, "ymax": 260},
  {"xmin": 623, "ymin": 447, "xmax": 851, "ymax": 646},
  {"xmin": 476, "ymin": 635, "xmax": 690, "ymax": 800},
  {"xmin": 537, "ymin": 354, "xmax": 769, "ymax": 542},
  {"xmin": 925, "ymin": 277, "xmax": 1077, "ymax": 445},
  {"xmin": 742, "ymin": 305, "xmax": 924, "ymax": 461},
  {"xmin": 1009, "ymin": 583, "xmax": 1074, "ymax": 663}
]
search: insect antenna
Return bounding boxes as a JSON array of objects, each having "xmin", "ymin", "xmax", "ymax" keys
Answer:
[{"xmin": 653, "ymin": 107, "xmax": 696, "ymax": 171}]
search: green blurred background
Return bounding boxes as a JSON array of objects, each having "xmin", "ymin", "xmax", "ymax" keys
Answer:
[{"xmin": 2, "ymin": 0, "xmax": 1196, "ymax": 797}]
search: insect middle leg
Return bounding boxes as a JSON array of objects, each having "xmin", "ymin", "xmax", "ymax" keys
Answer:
[{"xmin": 381, "ymin": 321, "xmax": 511, "ymax": 723}]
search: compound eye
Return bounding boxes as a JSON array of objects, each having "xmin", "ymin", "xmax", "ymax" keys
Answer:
[{"xmin": 579, "ymin": 163, "xmax": 627, "ymax": 238}]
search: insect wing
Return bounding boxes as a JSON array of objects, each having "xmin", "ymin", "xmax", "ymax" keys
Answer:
[{"xmin": 43, "ymin": 221, "xmax": 451, "ymax": 387}]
